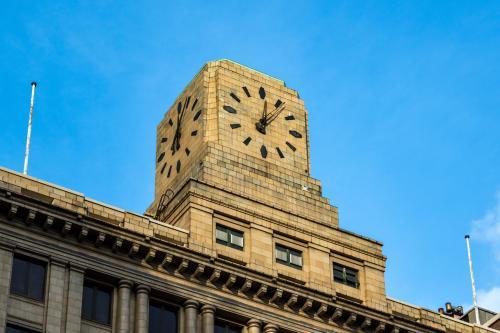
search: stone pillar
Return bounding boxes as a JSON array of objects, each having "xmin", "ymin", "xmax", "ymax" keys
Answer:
[
  {"xmin": 184, "ymin": 300, "xmax": 199, "ymax": 333},
  {"xmin": 247, "ymin": 319, "xmax": 262, "ymax": 333},
  {"xmin": 117, "ymin": 280, "xmax": 133, "ymax": 333},
  {"xmin": 64, "ymin": 265, "xmax": 85, "ymax": 333},
  {"xmin": 200, "ymin": 305, "xmax": 215, "ymax": 333},
  {"xmin": 135, "ymin": 285, "xmax": 150, "ymax": 333},
  {"xmin": 263, "ymin": 324, "xmax": 279, "ymax": 333},
  {"xmin": 0, "ymin": 246, "xmax": 14, "ymax": 332},
  {"xmin": 45, "ymin": 260, "xmax": 67, "ymax": 333}
]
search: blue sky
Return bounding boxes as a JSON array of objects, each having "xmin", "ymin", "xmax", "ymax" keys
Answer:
[{"xmin": 1, "ymin": 1, "xmax": 499, "ymax": 312}]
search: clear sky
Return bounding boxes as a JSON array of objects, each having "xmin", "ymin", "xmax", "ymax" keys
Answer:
[{"xmin": 1, "ymin": 1, "xmax": 499, "ymax": 312}]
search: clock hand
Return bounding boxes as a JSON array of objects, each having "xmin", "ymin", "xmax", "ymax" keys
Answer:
[
  {"xmin": 255, "ymin": 100, "xmax": 268, "ymax": 134},
  {"xmin": 264, "ymin": 102, "xmax": 286, "ymax": 125},
  {"xmin": 171, "ymin": 101, "xmax": 187, "ymax": 153}
]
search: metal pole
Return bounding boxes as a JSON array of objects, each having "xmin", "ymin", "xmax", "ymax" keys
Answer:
[
  {"xmin": 465, "ymin": 235, "xmax": 480, "ymax": 324},
  {"xmin": 23, "ymin": 82, "xmax": 37, "ymax": 175}
]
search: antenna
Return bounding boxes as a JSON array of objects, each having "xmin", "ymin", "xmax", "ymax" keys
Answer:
[
  {"xmin": 23, "ymin": 82, "xmax": 37, "ymax": 175},
  {"xmin": 465, "ymin": 235, "xmax": 480, "ymax": 324}
]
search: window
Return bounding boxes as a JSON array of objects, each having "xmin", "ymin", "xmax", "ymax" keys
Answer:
[
  {"xmin": 216, "ymin": 224, "xmax": 244, "ymax": 250},
  {"xmin": 6, "ymin": 324, "xmax": 39, "ymax": 333},
  {"xmin": 333, "ymin": 263, "xmax": 359, "ymax": 288},
  {"xmin": 10, "ymin": 255, "xmax": 46, "ymax": 301},
  {"xmin": 82, "ymin": 280, "xmax": 112, "ymax": 325},
  {"xmin": 215, "ymin": 320, "xmax": 240, "ymax": 333},
  {"xmin": 275, "ymin": 245, "xmax": 302, "ymax": 269},
  {"xmin": 149, "ymin": 302, "xmax": 178, "ymax": 333}
]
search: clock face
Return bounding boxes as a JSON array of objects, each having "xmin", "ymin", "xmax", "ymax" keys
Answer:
[
  {"xmin": 220, "ymin": 85, "xmax": 305, "ymax": 162},
  {"xmin": 156, "ymin": 94, "xmax": 203, "ymax": 179}
]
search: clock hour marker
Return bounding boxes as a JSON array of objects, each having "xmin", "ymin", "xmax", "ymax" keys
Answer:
[
  {"xmin": 168, "ymin": 118, "xmax": 174, "ymax": 126},
  {"xmin": 242, "ymin": 86, "xmax": 251, "ymax": 97},
  {"xmin": 223, "ymin": 105, "xmax": 237, "ymax": 114},
  {"xmin": 230, "ymin": 93, "xmax": 240, "ymax": 103},
  {"xmin": 259, "ymin": 87, "xmax": 266, "ymax": 99},
  {"xmin": 276, "ymin": 147, "xmax": 284, "ymax": 158},
  {"xmin": 160, "ymin": 163, "xmax": 166, "ymax": 174},
  {"xmin": 177, "ymin": 101, "xmax": 182, "ymax": 112},
  {"xmin": 230, "ymin": 123, "xmax": 241, "ymax": 129},
  {"xmin": 161, "ymin": 137, "xmax": 168, "ymax": 143},
  {"xmin": 191, "ymin": 130, "xmax": 198, "ymax": 136},
  {"xmin": 275, "ymin": 99, "xmax": 282, "ymax": 108},
  {"xmin": 185, "ymin": 148, "xmax": 190, "ymax": 156},
  {"xmin": 193, "ymin": 110, "xmax": 202, "ymax": 121},
  {"xmin": 167, "ymin": 165, "xmax": 172, "ymax": 177},
  {"xmin": 286, "ymin": 141, "xmax": 296, "ymax": 152},
  {"xmin": 289, "ymin": 130, "xmax": 303, "ymax": 138},
  {"xmin": 243, "ymin": 137, "xmax": 252, "ymax": 145},
  {"xmin": 191, "ymin": 98, "xmax": 198, "ymax": 111},
  {"xmin": 285, "ymin": 115, "xmax": 295, "ymax": 121},
  {"xmin": 157, "ymin": 152, "xmax": 165, "ymax": 163},
  {"xmin": 260, "ymin": 145, "xmax": 268, "ymax": 158},
  {"xmin": 176, "ymin": 160, "xmax": 181, "ymax": 173},
  {"xmin": 184, "ymin": 96, "xmax": 191, "ymax": 110}
]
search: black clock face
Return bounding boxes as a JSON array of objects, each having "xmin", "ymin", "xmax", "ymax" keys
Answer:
[
  {"xmin": 222, "ymin": 85, "xmax": 303, "ymax": 160},
  {"xmin": 156, "ymin": 94, "xmax": 202, "ymax": 178}
]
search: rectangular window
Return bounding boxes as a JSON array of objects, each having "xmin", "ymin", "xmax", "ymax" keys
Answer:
[
  {"xmin": 10, "ymin": 255, "xmax": 46, "ymax": 301},
  {"xmin": 216, "ymin": 225, "xmax": 244, "ymax": 250},
  {"xmin": 149, "ymin": 301, "xmax": 178, "ymax": 333},
  {"xmin": 81, "ymin": 280, "xmax": 112, "ymax": 325},
  {"xmin": 333, "ymin": 263, "xmax": 359, "ymax": 288},
  {"xmin": 275, "ymin": 245, "xmax": 303, "ymax": 269},
  {"xmin": 6, "ymin": 324, "xmax": 39, "ymax": 333},
  {"xmin": 215, "ymin": 320, "xmax": 241, "ymax": 333}
]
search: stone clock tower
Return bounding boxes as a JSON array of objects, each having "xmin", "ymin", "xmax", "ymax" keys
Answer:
[
  {"xmin": 151, "ymin": 59, "xmax": 337, "ymax": 228},
  {"xmin": 148, "ymin": 59, "xmax": 385, "ymax": 308}
]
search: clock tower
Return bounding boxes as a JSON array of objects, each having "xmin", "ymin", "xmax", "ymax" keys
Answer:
[
  {"xmin": 151, "ymin": 59, "xmax": 337, "ymax": 227},
  {"xmin": 148, "ymin": 60, "xmax": 386, "ymax": 309}
]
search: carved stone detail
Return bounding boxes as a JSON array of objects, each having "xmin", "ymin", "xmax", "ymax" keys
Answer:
[
  {"xmin": 95, "ymin": 232, "xmax": 106, "ymax": 247},
  {"xmin": 269, "ymin": 288, "xmax": 283, "ymax": 304},
  {"xmin": 25, "ymin": 210, "xmax": 36, "ymax": 225}
]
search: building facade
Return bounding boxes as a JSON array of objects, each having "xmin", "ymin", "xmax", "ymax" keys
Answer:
[{"xmin": 0, "ymin": 60, "xmax": 496, "ymax": 333}]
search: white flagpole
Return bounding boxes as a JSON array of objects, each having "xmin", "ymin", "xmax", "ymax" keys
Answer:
[
  {"xmin": 465, "ymin": 235, "xmax": 480, "ymax": 324},
  {"xmin": 23, "ymin": 82, "xmax": 37, "ymax": 175}
]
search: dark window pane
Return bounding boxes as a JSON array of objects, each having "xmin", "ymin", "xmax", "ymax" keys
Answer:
[
  {"xmin": 149, "ymin": 303, "xmax": 178, "ymax": 333},
  {"xmin": 162, "ymin": 308, "xmax": 177, "ymax": 333},
  {"xmin": 333, "ymin": 263, "xmax": 359, "ymax": 288},
  {"xmin": 215, "ymin": 322, "xmax": 226, "ymax": 333},
  {"xmin": 6, "ymin": 324, "xmax": 38, "ymax": 333},
  {"xmin": 11, "ymin": 257, "xmax": 28, "ymax": 295},
  {"xmin": 10, "ymin": 256, "xmax": 45, "ymax": 301},
  {"xmin": 81, "ymin": 280, "xmax": 112, "ymax": 325},
  {"xmin": 149, "ymin": 303, "xmax": 162, "ymax": 333},
  {"xmin": 95, "ymin": 287, "xmax": 111, "ymax": 324},
  {"xmin": 81, "ymin": 284, "xmax": 93, "ymax": 321},
  {"xmin": 28, "ymin": 262, "xmax": 45, "ymax": 300},
  {"xmin": 215, "ymin": 321, "xmax": 240, "ymax": 333}
]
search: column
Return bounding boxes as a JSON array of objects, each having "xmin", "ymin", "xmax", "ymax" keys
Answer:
[
  {"xmin": 263, "ymin": 324, "xmax": 279, "ymax": 333},
  {"xmin": 45, "ymin": 260, "xmax": 67, "ymax": 333},
  {"xmin": 184, "ymin": 300, "xmax": 199, "ymax": 333},
  {"xmin": 201, "ymin": 305, "xmax": 215, "ymax": 333},
  {"xmin": 247, "ymin": 319, "xmax": 262, "ymax": 333},
  {"xmin": 117, "ymin": 280, "xmax": 133, "ymax": 333},
  {"xmin": 135, "ymin": 285, "xmax": 151, "ymax": 333},
  {"xmin": 64, "ymin": 265, "xmax": 85, "ymax": 333},
  {"xmin": 0, "ymin": 246, "xmax": 14, "ymax": 332}
]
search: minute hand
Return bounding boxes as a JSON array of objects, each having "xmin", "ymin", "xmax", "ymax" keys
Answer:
[{"xmin": 264, "ymin": 102, "xmax": 286, "ymax": 126}]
